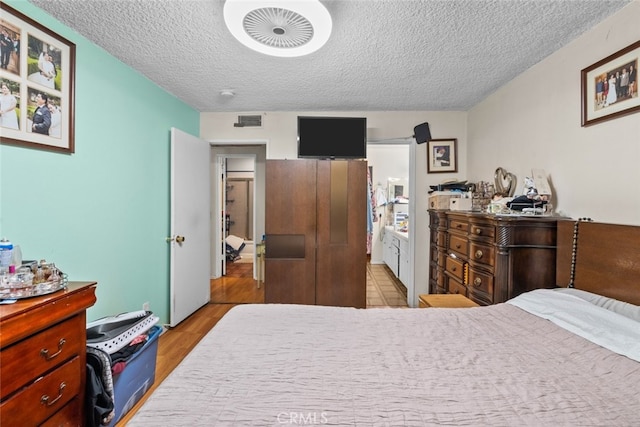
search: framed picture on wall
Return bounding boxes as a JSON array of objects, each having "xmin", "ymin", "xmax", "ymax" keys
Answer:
[
  {"xmin": 0, "ymin": 1, "xmax": 75, "ymax": 153},
  {"xmin": 581, "ymin": 40, "xmax": 640, "ymax": 127},
  {"xmin": 427, "ymin": 138, "xmax": 457, "ymax": 173}
]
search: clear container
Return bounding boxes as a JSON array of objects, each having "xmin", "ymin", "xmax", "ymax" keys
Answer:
[
  {"xmin": 0, "ymin": 239, "xmax": 13, "ymax": 269},
  {"xmin": 11, "ymin": 245, "xmax": 22, "ymax": 268}
]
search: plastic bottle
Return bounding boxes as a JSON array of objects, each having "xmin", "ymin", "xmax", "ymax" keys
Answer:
[
  {"xmin": 11, "ymin": 245, "xmax": 22, "ymax": 268},
  {"xmin": 0, "ymin": 239, "xmax": 13, "ymax": 270}
]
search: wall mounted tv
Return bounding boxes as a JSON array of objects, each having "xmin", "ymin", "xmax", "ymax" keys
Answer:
[{"xmin": 297, "ymin": 116, "xmax": 367, "ymax": 159}]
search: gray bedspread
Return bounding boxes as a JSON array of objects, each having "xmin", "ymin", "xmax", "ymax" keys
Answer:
[{"xmin": 129, "ymin": 302, "xmax": 640, "ymax": 426}]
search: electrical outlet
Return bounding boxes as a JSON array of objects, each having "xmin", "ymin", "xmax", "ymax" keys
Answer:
[{"xmin": 142, "ymin": 301, "xmax": 150, "ymax": 312}]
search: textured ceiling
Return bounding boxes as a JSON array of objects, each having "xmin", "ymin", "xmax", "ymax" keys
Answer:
[{"xmin": 29, "ymin": 0, "xmax": 630, "ymax": 112}]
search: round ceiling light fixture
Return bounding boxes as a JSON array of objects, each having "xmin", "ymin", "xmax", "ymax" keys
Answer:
[{"xmin": 223, "ymin": 0, "xmax": 332, "ymax": 57}]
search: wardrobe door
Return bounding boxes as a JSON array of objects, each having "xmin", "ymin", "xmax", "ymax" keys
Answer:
[
  {"xmin": 265, "ymin": 160, "xmax": 317, "ymax": 304},
  {"xmin": 315, "ymin": 160, "xmax": 367, "ymax": 308}
]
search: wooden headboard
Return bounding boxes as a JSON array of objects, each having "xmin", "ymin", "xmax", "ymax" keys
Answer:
[{"xmin": 556, "ymin": 220, "xmax": 640, "ymax": 306}]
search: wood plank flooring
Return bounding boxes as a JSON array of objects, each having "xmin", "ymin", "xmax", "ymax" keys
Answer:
[
  {"xmin": 210, "ymin": 262, "xmax": 263, "ymax": 303},
  {"xmin": 116, "ymin": 261, "xmax": 406, "ymax": 425}
]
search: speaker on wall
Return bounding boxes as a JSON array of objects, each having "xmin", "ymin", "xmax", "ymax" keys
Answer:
[{"xmin": 413, "ymin": 122, "xmax": 432, "ymax": 144}]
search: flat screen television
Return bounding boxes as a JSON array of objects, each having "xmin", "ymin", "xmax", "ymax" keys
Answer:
[{"xmin": 297, "ymin": 116, "xmax": 367, "ymax": 159}]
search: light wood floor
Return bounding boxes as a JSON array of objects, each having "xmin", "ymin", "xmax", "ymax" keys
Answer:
[{"xmin": 116, "ymin": 261, "xmax": 406, "ymax": 425}]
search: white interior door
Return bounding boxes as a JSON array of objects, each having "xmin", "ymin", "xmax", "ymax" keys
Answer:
[
  {"xmin": 212, "ymin": 155, "xmax": 227, "ymax": 278},
  {"xmin": 170, "ymin": 128, "xmax": 211, "ymax": 327},
  {"xmin": 221, "ymin": 156, "xmax": 227, "ymax": 276}
]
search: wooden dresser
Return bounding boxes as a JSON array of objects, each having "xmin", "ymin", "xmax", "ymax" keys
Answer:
[
  {"xmin": 429, "ymin": 210, "xmax": 560, "ymax": 305},
  {"xmin": 0, "ymin": 281, "xmax": 97, "ymax": 426}
]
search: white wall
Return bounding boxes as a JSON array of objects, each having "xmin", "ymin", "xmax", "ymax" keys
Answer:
[
  {"xmin": 201, "ymin": 111, "xmax": 468, "ymax": 304},
  {"xmin": 227, "ymin": 157, "xmax": 255, "ymax": 179},
  {"xmin": 468, "ymin": 1, "xmax": 640, "ymax": 225}
]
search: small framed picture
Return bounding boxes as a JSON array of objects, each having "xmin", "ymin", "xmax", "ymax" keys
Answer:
[
  {"xmin": 0, "ymin": 2, "xmax": 76, "ymax": 153},
  {"xmin": 427, "ymin": 138, "xmax": 457, "ymax": 173},
  {"xmin": 581, "ymin": 40, "xmax": 639, "ymax": 127}
]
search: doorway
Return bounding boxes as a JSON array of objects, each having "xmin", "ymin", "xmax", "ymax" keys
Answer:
[
  {"xmin": 366, "ymin": 142, "xmax": 412, "ymax": 306},
  {"xmin": 210, "ymin": 143, "xmax": 266, "ymax": 304},
  {"xmin": 226, "ymin": 177, "xmax": 254, "ymax": 243},
  {"xmin": 224, "ymin": 158, "xmax": 255, "ymax": 272}
]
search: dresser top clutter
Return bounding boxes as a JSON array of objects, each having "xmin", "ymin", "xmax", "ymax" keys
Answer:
[{"xmin": 0, "ymin": 281, "xmax": 97, "ymax": 426}]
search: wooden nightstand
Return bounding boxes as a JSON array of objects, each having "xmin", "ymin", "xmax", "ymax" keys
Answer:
[{"xmin": 418, "ymin": 294, "xmax": 479, "ymax": 308}]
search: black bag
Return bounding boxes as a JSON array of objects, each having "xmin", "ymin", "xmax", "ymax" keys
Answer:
[
  {"xmin": 506, "ymin": 195, "xmax": 547, "ymax": 211},
  {"xmin": 85, "ymin": 350, "xmax": 115, "ymax": 426}
]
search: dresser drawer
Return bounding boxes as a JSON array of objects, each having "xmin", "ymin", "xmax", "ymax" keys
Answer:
[
  {"xmin": 469, "ymin": 223, "xmax": 495, "ymax": 240},
  {"xmin": 0, "ymin": 356, "xmax": 81, "ymax": 426},
  {"xmin": 469, "ymin": 242, "xmax": 495, "ymax": 269},
  {"xmin": 445, "ymin": 256, "xmax": 465, "ymax": 281},
  {"xmin": 469, "ymin": 268, "xmax": 494, "ymax": 304},
  {"xmin": 448, "ymin": 234, "xmax": 468, "ymax": 257},
  {"xmin": 438, "ymin": 251, "xmax": 447, "ymax": 267},
  {"xmin": 448, "ymin": 280, "xmax": 467, "ymax": 296},
  {"xmin": 449, "ymin": 219, "xmax": 469, "ymax": 234},
  {"xmin": 40, "ymin": 396, "xmax": 82, "ymax": 427},
  {"xmin": 0, "ymin": 315, "xmax": 84, "ymax": 400}
]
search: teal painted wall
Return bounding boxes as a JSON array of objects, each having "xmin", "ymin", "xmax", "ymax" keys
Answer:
[{"xmin": 0, "ymin": 0, "xmax": 200, "ymax": 324}]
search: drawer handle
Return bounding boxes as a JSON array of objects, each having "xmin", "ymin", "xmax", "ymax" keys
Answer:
[
  {"xmin": 475, "ymin": 250, "xmax": 483, "ymax": 259},
  {"xmin": 455, "ymin": 244, "xmax": 461, "ymax": 249},
  {"xmin": 473, "ymin": 277, "xmax": 482, "ymax": 286},
  {"xmin": 474, "ymin": 228, "xmax": 482, "ymax": 235},
  {"xmin": 451, "ymin": 266, "xmax": 457, "ymax": 272},
  {"xmin": 41, "ymin": 382, "xmax": 66, "ymax": 407},
  {"xmin": 40, "ymin": 338, "xmax": 66, "ymax": 361},
  {"xmin": 456, "ymin": 224, "xmax": 462, "ymax": 228}
]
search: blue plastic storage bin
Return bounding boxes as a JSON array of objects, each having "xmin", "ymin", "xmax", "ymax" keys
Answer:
[{"xmin": 108, "ymin": 325, "xmax": 161, "ymax": 426}]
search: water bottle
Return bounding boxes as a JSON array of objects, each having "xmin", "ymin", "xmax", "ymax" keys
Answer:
[
  {"xmin": 0, "ymin": 239, "xmax": 13, "ymax": 270},
  {"xmin": 11, "ymin": 245, "xmax": 22, "ymax": 269}
]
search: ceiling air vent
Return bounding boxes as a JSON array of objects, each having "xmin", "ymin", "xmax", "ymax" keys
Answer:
[{"xmin": 234, "ymin": 115, "xmax": 263, "ymax": 128}]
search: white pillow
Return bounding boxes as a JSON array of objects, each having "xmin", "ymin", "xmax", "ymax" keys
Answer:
[
  {"xmin": 553, "ymin": 288, "xmax": 640, "ymax": 322},
  {"xmin": 225, "ymin": 235, "xmax": 245, "ymax": 251}
]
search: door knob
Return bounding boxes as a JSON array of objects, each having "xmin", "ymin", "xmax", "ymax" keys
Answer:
[{"xmin": 176, "ymin": 235, "xmax": 185, "ymax": 243}]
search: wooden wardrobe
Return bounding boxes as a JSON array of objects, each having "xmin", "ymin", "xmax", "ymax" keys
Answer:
[{"xmin": 265, "ymin": 159, "xmax": 367, "ymax": 308}]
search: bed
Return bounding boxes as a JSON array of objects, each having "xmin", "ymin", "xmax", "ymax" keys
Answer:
[{"xmin": 129, "ymin": 220, "xmax": 640, "ymax": 426}]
